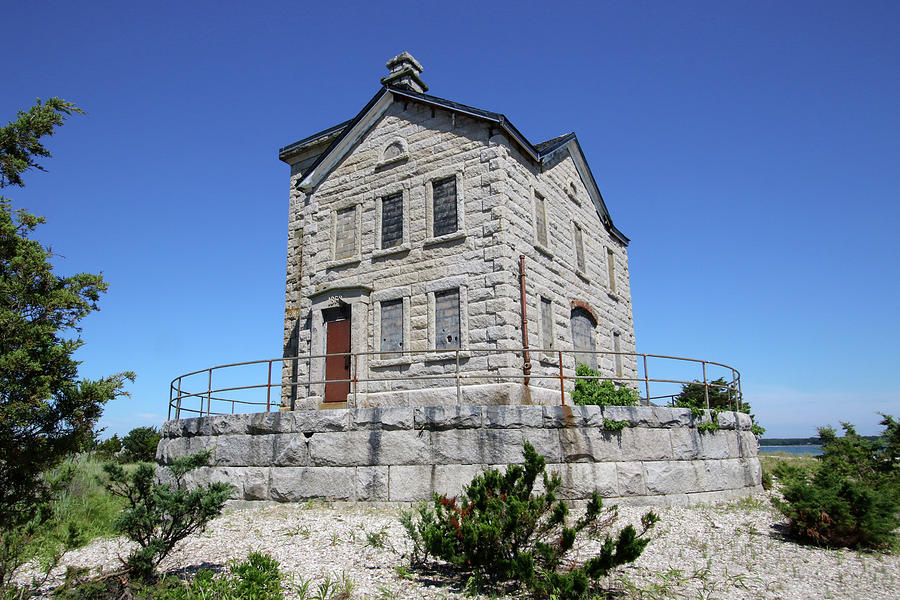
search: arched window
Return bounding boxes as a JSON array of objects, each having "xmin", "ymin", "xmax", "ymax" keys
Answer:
[{"xmin": 570, "ymin": 307, "xmax": 597, "ymax": 371}]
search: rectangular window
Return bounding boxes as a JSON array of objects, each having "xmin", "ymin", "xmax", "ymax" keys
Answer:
[
  {"xmin": 432, "ymin": 176, "xmax": 457, "ymax": 237},
  {"xmin": 380, "ymin": 192, "xmax": 403, "ymax": 249},
  {"xmin": 540, "ymin": 297, "xmax": 553, "ymax": 351},
  {"xmin": 334, "ymin": 207, "xmax": 356, "ymax": 260},
  {"xmin": 573, "ymin": 224, "xmax": 585, "ymax": 272},
  {"xmin": 534, "ymin": 192, "xmax": 548, "ymax": 247},
  {"xmin": 613, "ymin": 332, "xmax": 622, "ymax": 377},
  {"xmin": 380, "ymin": 299, "xmax": 404, "ymax": 356},
  {"xmin": 434, "ymin": 288, "xmax": 460, "ymax": 350},
  {"xmin": 607, "ymin": 247, "xmax": 616, "ymax": 293}
]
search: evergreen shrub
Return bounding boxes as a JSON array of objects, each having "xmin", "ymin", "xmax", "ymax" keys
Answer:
[
  {"xmin": 95, "ymin": 435, "xmax": 123, "ymax": 461},
  {"xmin": 401, "ymin": 442, "xmax": 657, "ymax": 599},
  {"xmin": 103, "ymin": 449, "xmax": 233, "ymax": 581},
  {"xmin": 773, "ymin": 415, "xmax": 899, "ymax": 550},
  {"xmin": 121, "ymin": 427, "xmax": 162, "ymax": 463},
  {"xmin": 674, "ymin": 378, "xmax": 766, "ymax": 435}
]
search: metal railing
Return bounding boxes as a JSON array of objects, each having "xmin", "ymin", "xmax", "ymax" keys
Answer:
[{"xmin": 168, "ymin": 349, "xmax": 741, "ymax": 420}]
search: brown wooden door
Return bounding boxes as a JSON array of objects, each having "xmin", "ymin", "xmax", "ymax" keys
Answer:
[{"xmin": 324, "ymin": 318, "xmax": 351, "ymax": 403}]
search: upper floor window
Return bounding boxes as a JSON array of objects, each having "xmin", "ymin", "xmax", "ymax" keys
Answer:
[
  {"xmin": 573, "ymin": 223, "xmax": 586, "ymax": 273},
  {"xmin": 380, "ymin": 192, "xmax": 403, "ymax": 249},
  {"xmin": 432, "ymin": 176, "xmax": 457, "ymax": 238},
  {"xmin": 606, "ymin": 247, "xmax": 616, "ymax": 293},
  {"xmin": 332, "ymin": 205, "xmax": 359, "ymax": 262},
  {"xmin": 534, "ymin": 191, "xmax": 548, "ymax": 247}
]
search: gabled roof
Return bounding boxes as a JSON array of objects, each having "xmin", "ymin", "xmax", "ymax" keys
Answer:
[
  {"xmin": 279, "ymin": 86, "xmax": 628, "ymax": 244},
  {"xmin": 534, "ymin": 132, "xmax": 576, "ymax": 155}
]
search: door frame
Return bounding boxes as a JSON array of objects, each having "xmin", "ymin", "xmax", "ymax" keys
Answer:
[
  {"xmin": 308, "ymin": 286, "xmax": 371, "ymax": 407},
  {"xmin": 323, "ymin": 305, "xmax": 352, "ymax": 403}
]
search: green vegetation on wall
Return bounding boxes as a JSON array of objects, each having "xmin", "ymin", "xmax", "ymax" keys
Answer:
[{"xmin": 571, "ymin": 364, "xmax": 641, "ymax": 407}]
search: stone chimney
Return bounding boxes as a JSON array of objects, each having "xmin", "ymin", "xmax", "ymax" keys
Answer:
[{"xmin": 381, "ymin": 52, "xmax": 428, "ymax": 93}]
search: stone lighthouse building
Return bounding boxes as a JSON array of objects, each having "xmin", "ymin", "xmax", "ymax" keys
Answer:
[{"xmin": 279, "ymin": 53, "xmax": 636, "ymax": 409}]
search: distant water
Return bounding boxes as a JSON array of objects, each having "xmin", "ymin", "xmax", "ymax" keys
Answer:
[{"xmin": 759, "ymin": 445, "xmax": 823, "ymax": 456}]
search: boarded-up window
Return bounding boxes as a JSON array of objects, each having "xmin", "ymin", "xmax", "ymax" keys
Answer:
[
  {"xmin": 606, "ymin": 247, "xmax": 616, "ymax": 293},
  {"xmin": 535, "ymin": 192, "xmax": 548, "ymax": 246},
  {"xmin": 613, "ymin": 332, "xmax": 622, "ymax": 377},
  {"xmin": 573, "ymin": 224, "xmax": 585, "ymax": 272},
  {"xmin": 334, "ymin": 207, "xmax": 356, "ymax": 260},
  {"xmin": 571, "ymin": 307, "xmax": 597, "ymax": 371},
  {"xmin": 432, "ymin": 177, "xmax": 457, "ymax": 237},
  {"xmin": 381, "ymin": 192, "xmax": 403, "ymax": 249},
  {"xmin": 540, "ymin": 297, "xmax": 553, "ymax": 351},
  {"xmin": 434, "ymin": 288, "xmax": 460, "ymax": 350},
  {"xmin": 380, "ymin": 299, "xmax": 403, "ymax": 356}
]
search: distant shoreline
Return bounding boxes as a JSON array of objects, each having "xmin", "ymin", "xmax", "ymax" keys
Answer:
[
  {"xmin": 759, "ymin": 440, "xmax": 823, "ymax": 447},
  {"xmin": 758, "ymin": 442, "xmax": 822, "ymax": 447}
]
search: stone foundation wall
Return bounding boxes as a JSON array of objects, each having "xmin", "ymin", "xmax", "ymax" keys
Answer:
[{"xmin": 157, "ymin": 405, "xmax": 762, "ymax": 506}]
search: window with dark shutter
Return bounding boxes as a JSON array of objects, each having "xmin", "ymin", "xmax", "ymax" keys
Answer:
[
  {"xmin": 535, "ymin": 192, "xmax": 548, "ymax": 247},
  {"xmin": 540, "ymin": 297, "xmax": 553, "ymax": 351},
  {"xmin": 380, "ymin": 299, "xmax": 403, "ymax": 356},
  {"xmin": 574, "ymin": 224, "xmax": 585, "ymax": 272},
  {"xmin": 334, "ymin": 207, "xmax": 356, "ymax": 260},
  {"xmin": 570, "ymin": 307, "xmax": 597, "ymax": 371},
  {"xmin": 434, "ymin": 288, "xmax": 460, "ymax": 350},
  {"xmin": 432, "ymin": 176, "xmax": 457, "ymax": 238},
  {"xmin": 614, "ymin": 332, "xmax": 622, "ymax": 377},
  {"xmin": 381, "ymin": 192, "xmax": 403, "ymax": 249},
  {"xmin": 607, "ymin": 247, "xmax": 616, "ymax": 293}
]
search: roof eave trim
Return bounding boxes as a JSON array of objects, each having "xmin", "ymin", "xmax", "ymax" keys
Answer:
[
  {"xmin": 537, "ymin": 133, "xmax": 577, "ymax": 159},
  {"xmin": 298, "ymin": 89, "xmax": 393, "ymax": 192},
  {"xmin": 388, "ymin": 88, "xmax": 540, "ymax": 162},
  {"xmin": 563, "ymin": 139, "xmax": 630, "ymax": 246},
  {"xmin": 279, "ymin": 120, "xmax": 352, "ymax": 163}
]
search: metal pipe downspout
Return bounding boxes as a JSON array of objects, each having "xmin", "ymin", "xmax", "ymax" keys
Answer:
[{"xmin": 519, "ymin": 255, "xmax": 532, "ymax": 386}]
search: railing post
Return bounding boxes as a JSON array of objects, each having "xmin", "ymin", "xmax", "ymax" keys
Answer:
[
  {"xmin": 558, "ymin": 350, "xmax": 565, "ymax": 406},
  {"xmin": 168, "ymin": 384, "xmax": 173, "ymax": 420},
  {"xmin": 207, "ymin": 369, "xmax": 212, "ymax": 417},
  {"xmin": 455, "ymin": 350, "xmax": 461, "ymax": 405},
  {"xmin": 176, "ymin": 377, "xmax": 183, "ymax": 419},
  {"xmin": 266, "ymin": 360, "xmax": 273, "ymax": 412},
  {"xmin": 642, "ymin": 354, "xmax": 650, "ymax": 406},
  {"xmin": 353, "ymin": 352, "xmax": 359, "ymax": 406},
  {"xmin": 702, "ymin": 361, "xmax": 709, "ymax": 410}
]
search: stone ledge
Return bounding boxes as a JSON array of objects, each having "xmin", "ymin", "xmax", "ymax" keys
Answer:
[{"xmin": 161, "ymin": 406, "xmax": 755, "ymax": 439}]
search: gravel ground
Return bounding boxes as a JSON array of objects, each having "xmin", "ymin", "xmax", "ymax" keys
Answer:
[{"xmin": 18, "ymin": 491, "xmax": 900, "ymax": 599}]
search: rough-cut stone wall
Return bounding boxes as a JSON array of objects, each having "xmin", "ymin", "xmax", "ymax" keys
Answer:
[
  {"xmin": 282, "ymin": 102, "xmax": 523, "ymax": 408},
  {"xmin": 157, "ymin": 406, "xmax": 762, "ymax": 506},
  {"xmin": 280, "ymin": 95, "xmax": 639, "ymax": 409},
  {"xmin": 498, "ymin": 139, "xmax": 638, "ymax": 389}
]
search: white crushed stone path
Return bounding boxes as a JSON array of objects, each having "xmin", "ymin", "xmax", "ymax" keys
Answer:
[{"xmin": 19, "ymin": 492, "xmax": 900, "ymax": 599}]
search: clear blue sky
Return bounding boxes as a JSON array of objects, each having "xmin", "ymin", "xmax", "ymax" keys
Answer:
[{"xmin": 4, "ymin": 1, "xmax": 898, "ymax": 438}]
